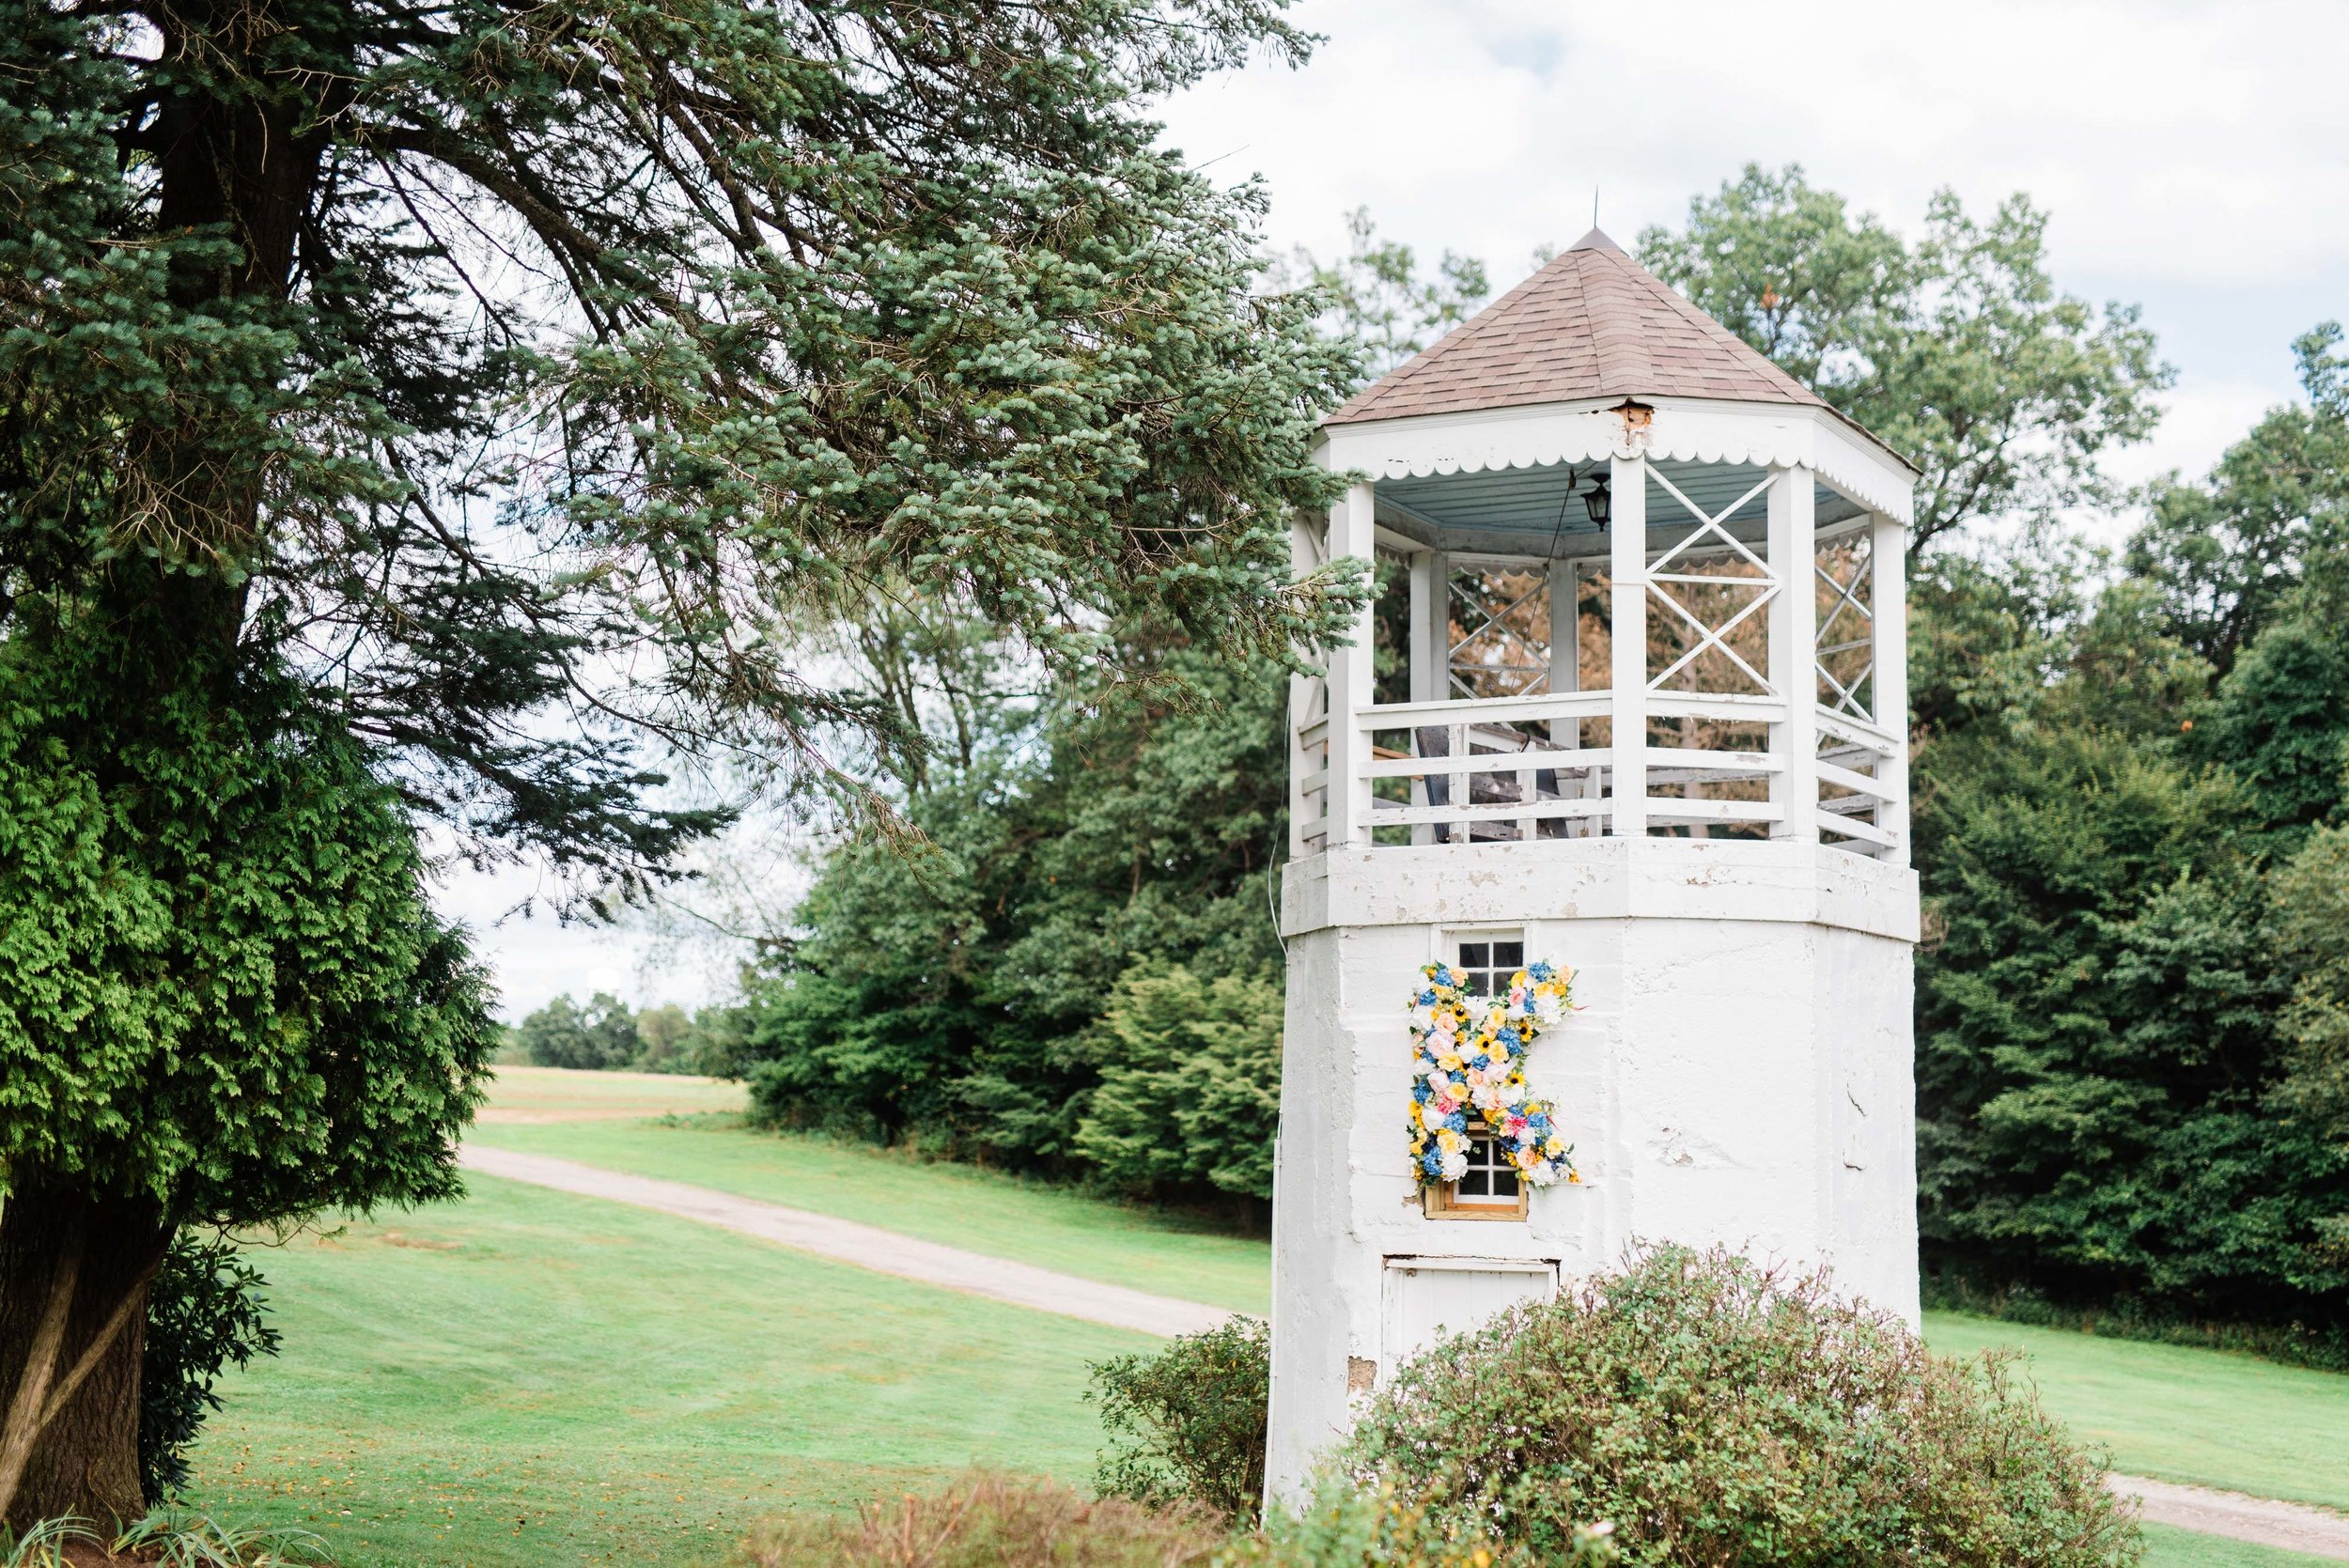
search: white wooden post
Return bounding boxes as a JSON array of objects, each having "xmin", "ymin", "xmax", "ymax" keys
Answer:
[
  {"xmin": 1767, "ymin": 466, "xmax": 1818, "ymax": 843},
  {"xmin": 1288, "ymin": 506, "xmax": 1325, "ymax": 862},
  {"xmin": 1324, "ymin": 482, "xmax": 1378, "ymax": 847},
  {"xmin": 1608, "ymin": 456, "xmax": 1647, "ymax": 837},
  {"xmin": 1408, "ymin": 550, "xmax": 1439, "ymax": 704},
  {"xmin": 1547, "ymin": 555, "xmax": 1578, "ymax": 834},
  {"xmin": 1872, "ymin": 510, "xmax": 1910, "ymax": 863},
  {"xmin": 1408, "ymin": 548, "xmax": 1438, "ymax": 846}
]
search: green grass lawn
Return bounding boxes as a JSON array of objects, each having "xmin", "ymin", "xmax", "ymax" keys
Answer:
[
  {"xmin": 212, "ymin": 1070, "xmax": 2341, "ymax": 1564},
  {"xmin": 186, "ymin": 1174, "xmax": 1152, "ymax": 1567},
  {"xmin": 2142, "ymin": 1525, "xmax": 2344, "ymax": 1567},
  {"xmin": 466, "ymin": 1110, "xmax": 1273, "ymax": 1315},
  {"xmin": 1922, "ymin": 1312, "xmax": 2349, "ymax": 1514}
]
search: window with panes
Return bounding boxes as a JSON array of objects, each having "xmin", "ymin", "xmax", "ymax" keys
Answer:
[{"xmin": 1439, "ymin": 934, "xmax": 1527, "ymax": 1214}]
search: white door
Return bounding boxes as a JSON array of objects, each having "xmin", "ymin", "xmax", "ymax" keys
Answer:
[{"xmin": 1379, "ymin": 1256, "xmax": 1558, "ymax": 1382}]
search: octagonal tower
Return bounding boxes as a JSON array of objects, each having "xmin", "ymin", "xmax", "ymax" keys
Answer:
[{"xmin": 1267, "ymin": 229, "xmax": 1922, "ymax": 1502}]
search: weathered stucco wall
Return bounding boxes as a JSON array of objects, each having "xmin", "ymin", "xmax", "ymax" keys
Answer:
[{"xmin": 1266, "ymin": 838, "xmax": 1921, "ymax": 1502}]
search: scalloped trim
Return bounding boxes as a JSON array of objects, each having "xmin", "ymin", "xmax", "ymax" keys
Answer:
[{"xmin": 1320, "ymin": 401, "xmax": 1915, "ymax": 525}]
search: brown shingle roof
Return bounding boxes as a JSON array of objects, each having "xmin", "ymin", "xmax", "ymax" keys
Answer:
[{"xmin": 1324, "ymin": 228, "xmax": 1827, "ymax": 427}]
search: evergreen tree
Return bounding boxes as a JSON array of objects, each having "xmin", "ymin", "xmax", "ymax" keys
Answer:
[{"xmin": 1, "ymin": 0, "xmax": 1361, "ymax": 1522}]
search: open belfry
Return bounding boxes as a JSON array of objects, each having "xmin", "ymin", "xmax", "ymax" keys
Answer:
[{"xmin": 1267, "ymin": 229, "xmax": 1923, "ymax": 1501}]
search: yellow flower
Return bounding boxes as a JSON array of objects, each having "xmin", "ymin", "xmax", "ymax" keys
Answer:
[{"xmin": 1436, "ymin": 1127, "xmax": 1463, "ymax": 1155}]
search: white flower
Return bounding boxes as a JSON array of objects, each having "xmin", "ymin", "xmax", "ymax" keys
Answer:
[{"xmin": 1439, "ymin": 1150, "xmax": 1469, "ymax": 1180}]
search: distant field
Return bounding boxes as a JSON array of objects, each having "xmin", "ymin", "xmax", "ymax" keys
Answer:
[
  {"xmin": 186, "ymin": 1175, "xmax": 1149, "ymax": 1567},
  {"xmin": 469, "ymin": 1082, "xmax": 1272, "ymax": 1315},
  {"xmin": 478, "ymin": 1064, "xmax": 749, "ymax": 1123}
]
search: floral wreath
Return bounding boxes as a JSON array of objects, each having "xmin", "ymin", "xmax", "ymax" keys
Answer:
[{"xmin": 1408, "ymin": 959, "xmax": 1579, "ymax": 1189}]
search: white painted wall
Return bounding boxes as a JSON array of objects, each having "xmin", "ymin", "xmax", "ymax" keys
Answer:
[{"xmin": 1266, "ymin": 837, "xmax": 1920, "ymax": 1504}]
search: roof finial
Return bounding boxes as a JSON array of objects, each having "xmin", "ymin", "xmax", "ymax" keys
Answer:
[{"xmin": 1593, "ymin": 184, "xmax": 1600, "ymax": 232}]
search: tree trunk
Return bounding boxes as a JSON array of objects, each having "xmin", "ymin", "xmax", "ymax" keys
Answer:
[{"xmin": 0, "ymin": 1180, "xmax": 169, "ymax": 1532}]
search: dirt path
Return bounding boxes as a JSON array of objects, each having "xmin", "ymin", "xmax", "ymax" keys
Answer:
[
  {"xmin": 2114, "ymin": 1474, "xmax": 2349, "ymax": 1559},
  {"xmin": 459, "ymin": 1144, "xmax": 1235, "ymax": 1339},
  {"xmin": 464, "ymin": 1142, "xmax": 2349, "ymax": 1558}
]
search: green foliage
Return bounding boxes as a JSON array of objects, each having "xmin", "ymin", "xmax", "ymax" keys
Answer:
[
  {"xmin": 2129, "ymin": 324, "xmax": 2349, "ymax": 670},
  {"xmin": 140, "ymin": 1235, "xmax": 282, "ymax": 1506},
  {"xmin": 0, "ymin": 610, "xmax": 495, "ymax": 1221},
  {"xmin": 2272, "ymin": 828, "xmax": 2349, "ymax": 1178},
  {"xmin": 0, "ymin": 1515, "xmax": 100, "ymax": 1568},
  {"xmin": 1074, "ymin": 969, "xmax": 1283, "ymax": 1203},
  {"xmin": 3, "ymin": 0, "xmax": 1369, "ymax": 886},
  {"xmin": 1641, "ymin": 163, "xmax": 2171, "ymax": 549},
  {"xmin": 1282, "ymin": 209, "xmax": 1492, "ymax": 380},
  {"xmin": 513, "ymin": 993, "xmax": 644, "ymax": 1072},
  {"xmin": 110, "ymin": 1511, "xmax": 330, "ymax": 1567},
  {"xmin": 1224, "ymin": 1485, "xmax": 1616, "ymax": 1568},
  {"xmin": 1911, "ymin": 540, "xmax": 2349, "ymax": 1326},
  {"xmin": 633, "ymin": 1005, "xmax": 693, "ymax": 1071},
  {"xmin": 736, "ymin": 1472, "xmax": 1227, "ymax": 1567},
  {"xmin": 1343, "ymin": 1246, "xmax": 2141, "ymax": 1567},
  {"xmin": 1089, "ymin": 1317, "xmax": 1269, "ymax": 1522},
  {"xmin": 741, "ymin": 646, "xmax": 1290, "ymax": 1182},
  {"xmin": 2191, "ymin": 618, "xmax": 2349, "ymax": 839}
]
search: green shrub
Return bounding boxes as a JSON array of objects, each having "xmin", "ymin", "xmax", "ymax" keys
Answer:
[
  {"xmin": 1221, "ymin": 1483, "xmax": 1616, "ymax": 1567},
  {"xmin": 1073, "ymin": 968, "xmax": 1283, "ymax": 1204},
  {"xmin": 735, "ymin": 1471, "xmax": 1223, "ymax": 1566},
  {"xmin": 1091, "ymin": 1317, "xmax": 1270, "ymax": 1522},
  {"xmin": 1343, "ymin": 1245, "xmax": 2141, "ymax": 1567},
  {"xmin": 140, "ymin": 1234, "xmax": 282, "ymax": 1505}
]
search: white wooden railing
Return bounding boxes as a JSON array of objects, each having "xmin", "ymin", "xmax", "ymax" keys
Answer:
[{"xmin": 1293, "ymin": 692, "xmax": 1906, "ymax": 859}]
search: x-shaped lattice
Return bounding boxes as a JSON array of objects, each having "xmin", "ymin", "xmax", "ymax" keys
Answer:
[
  {"xmin": 1644, "ymin": 468, "xmax": 1780, "ymax": 695},
  {"xmin": 1448, "ymin": 570, "xmax": 1549, "ymax": 697},
  {"xmin": 1814, "ymin": 534, "xmax": 1875, "ymax": 721}
]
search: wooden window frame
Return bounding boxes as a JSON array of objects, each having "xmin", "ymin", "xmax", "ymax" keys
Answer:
[{"xmin": 1422, "ymin": 1120, "xmax": 1530, "ymax": 1222}]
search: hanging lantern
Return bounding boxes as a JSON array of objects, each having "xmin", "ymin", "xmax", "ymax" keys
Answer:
[{"xmin": 1582, "ymin": 474, "xmax": 1611, "ymax": 526}]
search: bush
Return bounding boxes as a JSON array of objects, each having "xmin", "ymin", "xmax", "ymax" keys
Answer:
[
  {"xmin": 140, "ymin": 1234, "xmax": 282, "ymax": 1505},
  {"xmin": 735, "ymin": 1472, "xmax": 1223, "ymax": 1566},
  {"xmin": 1090, "ymin": 1317, "xmax": 1270, "ymax": 1522},
  {"xmin": 1223, "ymin": 1483, "xmax": 1616, "ymax": 1567},
  {"xmin": 1343, "ymin": 1245, "xmax": 2141, "ymax": 1567},
  {"xmin": 1073, "ymin": 968, "xmax": 1283, "ymax": 1205}
]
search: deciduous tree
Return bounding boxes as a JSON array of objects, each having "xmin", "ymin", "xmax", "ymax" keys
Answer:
[{"xmin": 1640, "ymin": 164, "xmax": 2170, "ymax": 551}]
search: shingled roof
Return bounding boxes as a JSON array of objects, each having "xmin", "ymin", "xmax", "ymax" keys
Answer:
[{"xmin": 1324, "ymin": 227, "xmax": 1828, "ymax": 427}]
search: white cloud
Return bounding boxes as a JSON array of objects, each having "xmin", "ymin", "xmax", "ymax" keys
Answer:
[{"xmin": 1168, "ymin": 0, "xmax": 2349, "ymax": 292}]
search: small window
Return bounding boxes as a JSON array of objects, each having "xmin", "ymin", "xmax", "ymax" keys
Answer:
[
  {"xmin": 1453, "ymin": 1133, "xmax": 1522, "ymax": 1203},
  {"xmin": 1453, "ymin": 936, "xmax": 1525, "ymax": 996},
  {"xmin": 1423, "ymin": 1121, "xmax": 1530, "ymax": 1221}
]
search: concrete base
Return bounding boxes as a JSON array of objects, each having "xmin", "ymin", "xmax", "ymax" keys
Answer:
[{"xmin": 1266, "ymin": 838, "xmax": 1920, "ymax": 1503}]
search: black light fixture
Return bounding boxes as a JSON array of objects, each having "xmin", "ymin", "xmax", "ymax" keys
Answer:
[{"xmin": 1582, "ymin": 473, "xmax": 1611, "ymax": 526}]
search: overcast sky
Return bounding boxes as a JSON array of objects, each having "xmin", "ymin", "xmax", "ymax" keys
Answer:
[{"xmin": 444, "ymin": 0, "xmax": 2349, "ymax": 1020}]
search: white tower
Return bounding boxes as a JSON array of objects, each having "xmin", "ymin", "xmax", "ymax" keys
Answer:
[{"xmin": 1268, "ymin": 231, "xmax": 1922, "ymax": 1501}]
